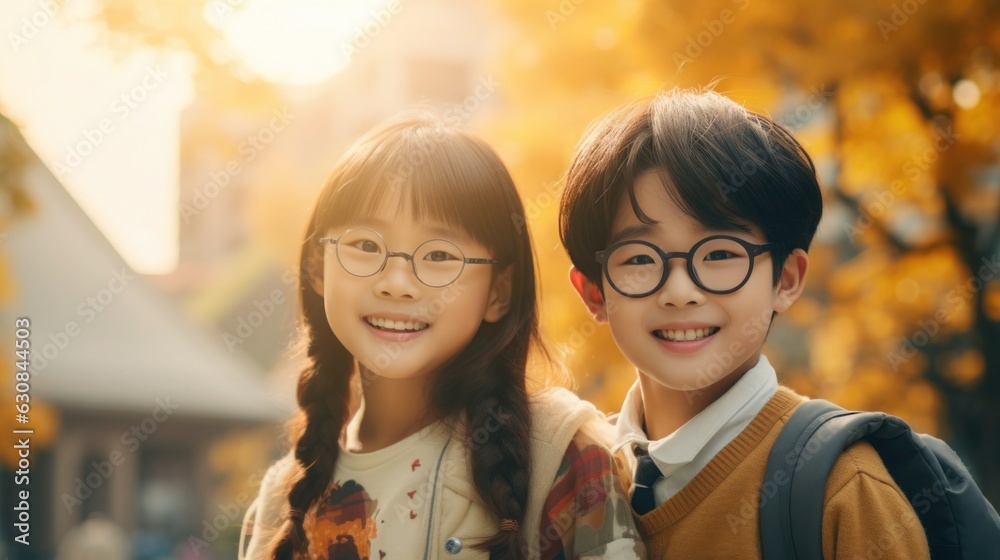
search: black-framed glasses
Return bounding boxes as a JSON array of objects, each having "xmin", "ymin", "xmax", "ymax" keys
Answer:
[
  {"xmin": 595, "ymin": 235, "xmax": 779, "ymax": 297},
  {"xmin": 318, "ymin": 227, "xmax": 501, "ymax": 288}
]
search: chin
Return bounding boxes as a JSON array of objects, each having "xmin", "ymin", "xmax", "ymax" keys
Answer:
[
  {"xmin": 639, "ymin": 369, "xmax": 710, "ymax": 393},
  {"xmin": 361, "ymin": 364, "xmax": 432, "ymax": 381}
]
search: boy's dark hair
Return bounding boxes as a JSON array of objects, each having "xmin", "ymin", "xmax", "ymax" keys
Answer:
[{"xmin": 559, "ymin": 88, "xmax": 823, "ymax": 288}]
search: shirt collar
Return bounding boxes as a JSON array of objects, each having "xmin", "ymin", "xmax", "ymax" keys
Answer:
[{"xmin": 612, "ymin": 354, "xmax": 778, "ymax": 474}]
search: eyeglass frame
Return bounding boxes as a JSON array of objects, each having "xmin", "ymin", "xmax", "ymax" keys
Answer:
[
  {"xmin": 594, "ymin": 234, "xmax": 780, "ymax": 298},
  {"xmin": 318, "ymin": 227, "xmax": 502, "ymax": 288}
]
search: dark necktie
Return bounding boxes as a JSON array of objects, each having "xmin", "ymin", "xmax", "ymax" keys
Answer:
[{"xmin": 631, "ymin": 447, "xmax": 663, "ymax": 515}]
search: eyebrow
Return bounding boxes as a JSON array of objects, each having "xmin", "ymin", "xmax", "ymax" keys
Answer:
[{"xmin": 608, "ymin": 223, "xmax": 659, "ymax": 245}]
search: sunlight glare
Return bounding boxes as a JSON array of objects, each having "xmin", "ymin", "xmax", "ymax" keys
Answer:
[{"xmin": 207, "ymin": 0, "xmax": 390, "ymax": 85}]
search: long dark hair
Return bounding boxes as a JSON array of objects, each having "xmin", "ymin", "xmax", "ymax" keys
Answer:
[{"xmin": 268, "ymin": 116, "xmax": 540, "ymax": 559}]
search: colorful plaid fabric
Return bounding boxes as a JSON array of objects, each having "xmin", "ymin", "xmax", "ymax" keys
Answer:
[{"xmin": 537, "ymin": 430, "xmax": 644, "ymax": 559}]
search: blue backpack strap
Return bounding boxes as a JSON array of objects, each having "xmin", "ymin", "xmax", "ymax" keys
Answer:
[
  {"xmin": 760, "ymin": 399, "xmax": 915, "ymax": 559},
  {"xmin": 759, "ymin": 399, "xmax": 852, "ymax": 560},
  {"xmin": 761, "ymin": 399, "xmax": 1000, "ymax": 560}
]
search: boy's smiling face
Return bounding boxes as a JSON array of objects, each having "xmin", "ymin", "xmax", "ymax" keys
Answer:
[{"xmin": 572, "ymin": 170, "xmax": 808, "ymax": 400}]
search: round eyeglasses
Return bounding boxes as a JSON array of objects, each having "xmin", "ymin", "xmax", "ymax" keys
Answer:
[
  {"xmin": 318, "ymin": 227, "xmax": 501, "ymax": 288},
  {"xmin": 595, "ymin": 235, "xmax": 779, "ymax": 297}
]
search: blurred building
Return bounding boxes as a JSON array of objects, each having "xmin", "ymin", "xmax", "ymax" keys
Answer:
[
  {"xmin": 0, "ymin": 113, "xmax": 290, "ymax": 559},
  {"xmin": 5, "ymin": 0, "xmax": 501, "ymax": 557}
]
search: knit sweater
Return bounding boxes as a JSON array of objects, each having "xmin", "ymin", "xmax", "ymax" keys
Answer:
[{"xmin": 625, "ymin": 386, "xmax": 931, "ymax": 559}]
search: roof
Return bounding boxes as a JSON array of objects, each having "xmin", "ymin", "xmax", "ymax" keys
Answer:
[{"xmin": 1, "ymin": 115, "xmax": 293, "ymax": 422}]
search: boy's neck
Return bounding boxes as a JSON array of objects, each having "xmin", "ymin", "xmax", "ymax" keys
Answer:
[
  {"xmin": 637, "ymin": 352, "xmax": 760, "ymax": 441},
  {"xmin": 344, "ymin": 367, "xmax": 438, "ymax": 453}
]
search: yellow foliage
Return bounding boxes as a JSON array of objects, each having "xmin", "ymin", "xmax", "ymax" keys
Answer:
[
  {"xmin": 491, "ymin": 0, "xmax": 1000, "ymax": 434},
  {"xmin": 0, "ymin": 359, "xmax": 60, "ymax": 469}
]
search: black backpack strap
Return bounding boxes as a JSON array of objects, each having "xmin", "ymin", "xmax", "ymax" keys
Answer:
[
  {"xmin": 759, "ymin": 399, "xmax": 913, "ymax": 559},
  {"xmin": 760, "ymin": 399, "xmax": 850, "ymax": 560}
]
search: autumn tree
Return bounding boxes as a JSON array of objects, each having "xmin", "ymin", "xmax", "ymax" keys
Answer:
[{"xmin": 490, "ymin": 0, "xmax": 1000, "ymax": 504}]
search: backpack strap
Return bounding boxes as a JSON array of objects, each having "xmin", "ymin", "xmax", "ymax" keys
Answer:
[{"xmin": 759, "ymin": 399, "xmax": 913, "ymax": 560}]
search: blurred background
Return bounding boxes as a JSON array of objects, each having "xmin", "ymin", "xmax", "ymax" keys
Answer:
[{"xmin": 0, "ymin": 0, "xmax": 998, "ymax": 557}]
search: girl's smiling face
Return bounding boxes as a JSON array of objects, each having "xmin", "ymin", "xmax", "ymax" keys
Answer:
[
  {"xmin": 310, "ymin": 199, "xmax": 511, "ymax": 381},
  {"xmin": 582, "ymin": 170, "xmax": 807, "ymax": 397}
]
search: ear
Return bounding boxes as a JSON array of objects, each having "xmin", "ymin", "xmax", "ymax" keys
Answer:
[
  {"xmin": 484, "ymin": 266, "xmax": 513, "ymax": 323},
  {"xmin": 569, "ymin": 266, "xmax": 608, "ymax": 323},
  {"xmin": 772, "ymin": 248, "xmax": 808, "ymax": 313},
  {"xmin": 307, "ymin": 250, "xmax": 325, "ymax": 296}
]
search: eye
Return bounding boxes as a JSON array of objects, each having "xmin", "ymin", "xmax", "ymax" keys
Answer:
[
  {"xmin": 348, "ymin": 239, "xmax": 382, "ymax": 253},
  {"xmin": 625, "ymin": 254, "xmax": 657, "ymax": 265},
  {"xmin": 704, "ymin": 250, "xmax": 737, "ymax": 261},
  {"xmin": 425, "ymin": 250, "xmax": 460, "ymax": 262}
]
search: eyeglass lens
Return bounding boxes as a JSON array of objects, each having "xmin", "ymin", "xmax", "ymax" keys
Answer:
[
  {"xmin": 605, "ymin": 238, "xmax": 752, "ymax": 295},
  {"xmin": 335, "ymin": 228, "xmax": 466, "ymax": 287}
]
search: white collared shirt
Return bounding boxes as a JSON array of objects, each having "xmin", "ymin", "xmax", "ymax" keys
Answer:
[{"xmin": 612, "ymin": 354, "xmax": 778, "ymax": 505}]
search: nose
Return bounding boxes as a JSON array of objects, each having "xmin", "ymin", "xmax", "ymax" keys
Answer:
[
  {"xmin": 374, "ymin": 254, "xmax": 421, "ymax": 300},
  {"xmin": 656, "ymin": 258, "xmax": 706, "ymax": 308}
]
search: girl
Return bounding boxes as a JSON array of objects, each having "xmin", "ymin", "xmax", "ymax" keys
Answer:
[{"xmin": 239, "ymin": 116, "xmax": 643, "ymax": 560}]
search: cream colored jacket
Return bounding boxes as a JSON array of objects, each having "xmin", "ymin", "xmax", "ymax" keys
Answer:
[{"xmin": 238, "ymin": 387, "xmax": 644, "ymax": 559}]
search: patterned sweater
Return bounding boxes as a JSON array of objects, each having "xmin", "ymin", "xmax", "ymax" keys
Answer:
[{"xmin": 240, "ymin": 388, "xmax": 645, "ymax": 560}]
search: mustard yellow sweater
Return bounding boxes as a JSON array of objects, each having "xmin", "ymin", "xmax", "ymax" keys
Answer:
[{"xmin": 626, "ymin": 387, "xmax": 930, "ymax": 559}]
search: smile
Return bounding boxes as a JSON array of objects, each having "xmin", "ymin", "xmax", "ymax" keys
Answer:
[
  {"xmin": 364, "ymin": 316, "xmax": 429, "ymax": 332},
  {"xmin": 653, "ymin": 327, "xmax": 720, "ymax": 342}
]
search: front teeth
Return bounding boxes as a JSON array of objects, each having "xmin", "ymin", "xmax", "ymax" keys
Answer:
[
  {"xmin": 656, "ymin": 327, "xmax": 719, "ymax": 341},
  {"xmin": 366, "ymin": 317, "xmax": 428, "ymax": 332}
]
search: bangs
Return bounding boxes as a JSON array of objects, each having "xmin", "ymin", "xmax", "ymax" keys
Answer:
[
  {"xmin": 560, "ymin": 88, "xmax": 822, "ymax": 286},
  {"xmin": 314, "ymin": 121, "xmax": 522, "ymax": 264},
  {"xmin": 619, "ymin": 95, "xmax": 791, "ymax": 236}
]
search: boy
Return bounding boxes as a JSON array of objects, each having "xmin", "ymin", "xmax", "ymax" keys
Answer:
[{"xmin": 558, "ymin": 89, "xmax": 931, "ymax": 558}]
